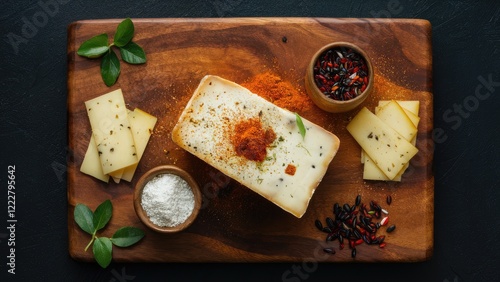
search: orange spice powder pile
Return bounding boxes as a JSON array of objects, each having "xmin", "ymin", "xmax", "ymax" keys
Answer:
[
  {"xmin": 242, "ymin": 72, "xmax": 314, "ymax": 113},
  {"xmin": 231, "ymin": 118, "xmax": 276, "ymax": 162}
]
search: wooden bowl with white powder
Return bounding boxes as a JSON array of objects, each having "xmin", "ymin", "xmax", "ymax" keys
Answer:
[{"xmin": 134, "ymin": 165, "xmax": 201, "ymax": 233}]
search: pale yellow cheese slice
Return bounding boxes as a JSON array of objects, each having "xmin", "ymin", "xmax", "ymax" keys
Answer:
[
  {"xmin": 80, "ymin": 135, "xmax": 110, "ymax": 183},
  {"xmin": 361, "ymin": 101, "xmax": 420, "ymax": 164},
  {"xmin": 80, "ymin": 107, "xmax": 157, "ymax": 183},
  {"xmin": 347, "ymin": 107, "xmax": 418, "ymax": 180},
  {"xmin": 379, "ymin": 100, "xmax": 419, "ymax": 115},
  {"xmin": 376, "ymin": 101, "xmax": 417, "ymax": 141},
  {"xmin": 172, "ymin": 75, "xmax": 340, "ymax": 218},
  {"xmin": 84, "ymin": 89, "xmax": 138, "ymax": 175},
  {"xmin": 121, "ymin": 108, "xmax": 157, "ymax": 182},
  {"xmin": 362, "ymin": 101, "xmax": 420, "ymax": 181}
]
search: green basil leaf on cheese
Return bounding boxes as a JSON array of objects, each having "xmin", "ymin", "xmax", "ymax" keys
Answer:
[{"xmin": 295, "ymin": 112, "xmax": 306, "ymax": 139}]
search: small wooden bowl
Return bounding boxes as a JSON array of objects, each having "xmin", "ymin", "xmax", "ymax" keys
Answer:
[
  {"xmin": 305, "ymin": 42, "xmax": 374, "ymax": 113},
  {"xmin": 133, "ymin": 165, "xmax": 202, "ymax": 233}
]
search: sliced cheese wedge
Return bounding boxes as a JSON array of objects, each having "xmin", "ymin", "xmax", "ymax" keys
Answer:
[
  {"xmin": 363, "ymin": 101, "xmax": 420, "ymax": 181},
  {"xmin": 85, "ymin": 89, "xmax": 138, "ymax": 175},
  {"xmin": 121, "ymin": 108, "xmax": 157, "ymax": 182},
  {"xmin": 361, "ymin": 101, "xmax": 420, "ymax": 164},
  {"xmin": 172, "ymin": 75, "xmax": 340, "ymax": 218},
  {"xmin": 80, "ymin": 107, "xmax": 157, "ymax": 183},
  {"xmin": 379, "ymin": 100, "xmax": 420, "ymax": 115},
  {"xmin": 347, "ymin": 107, "xmax": 418, "ymax": 180},
  {"xmin": 376, "ymin": 101, "xmax": 417, "ymax": 141},
  {"xmin": 80, "ymin": 135, "xmax": 110, "ymax": 183}
]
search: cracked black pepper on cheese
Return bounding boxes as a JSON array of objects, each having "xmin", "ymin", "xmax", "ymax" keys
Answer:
[{"xmin": 172, "ymin": 75, "xmax": 340, "ymax": 218}]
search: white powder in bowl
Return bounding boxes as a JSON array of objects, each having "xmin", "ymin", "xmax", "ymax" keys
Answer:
[{"xmin": 140, "ymin": 173, "xmax": 195, "ymax": 227}]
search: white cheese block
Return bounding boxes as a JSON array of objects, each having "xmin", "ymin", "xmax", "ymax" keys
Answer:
[
  {"xmin": 347, "ymin": 107, "xmax": 418, "ymax": 180},
  {"xmin": 84, "ymin": 89, "xmax": 138, "ymax": 175},
  {"xmin": 80, "ymin": 135, "xmax": 110, "ymax": 183},
  {"xmin": 121, "ymin": 108, "xmax": 157, "ymax": 182},
  {"xmin": 172, "ymin": 75, "xmax": 340, "ymax": 218}
]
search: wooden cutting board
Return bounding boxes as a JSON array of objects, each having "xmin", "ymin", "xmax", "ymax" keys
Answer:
[{"xmin": 67, "ymin": 18, "xmax": 433, "ymax": 263}]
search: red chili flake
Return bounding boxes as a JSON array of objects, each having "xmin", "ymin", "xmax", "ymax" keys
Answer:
[{"xmin": 380, "ymin": 217, "xmax": 389, "ymax": 226}]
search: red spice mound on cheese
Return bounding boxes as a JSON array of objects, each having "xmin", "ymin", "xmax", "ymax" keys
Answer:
[{"xmin": 231, "ymin": 118, "xmax": 276, "ymax": 162}]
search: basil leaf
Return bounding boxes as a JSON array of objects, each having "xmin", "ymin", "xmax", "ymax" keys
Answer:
[
  {"xmin": 77, "ymin": 33, "xmax": 109, "ymax": 58},
  {"xmin": 93, "ymin": 237, "xmax": 112, "ymax": 268},
  {"xmin": 93, "ymin": 199, "xmax": 112, "ymax": 231},
  {"xmin": 74, "ymin": 203, "xmax": 94, "ymax": 234},
  {"xmin": 113, "ymin": 18, "xmax": 134, "ymax": 47},
  {"xmin": 101, "ymin": 50, "xmax": 120, "ymax": 86},
  {"xmin": 111, "ymin": 227, "xmax": 145, "ymax": 247},
  {"xmin": 295, "ymin": 113, "xmax": 306, "ymax": 139},
  {"xmin": 119, "ymin": 42, "xmax": 146, "ymax": 64}
]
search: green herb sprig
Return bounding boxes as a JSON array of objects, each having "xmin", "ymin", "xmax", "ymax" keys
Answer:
[
  {"xmin": 77, "ymin": 18, "xmax": 146, "ymax": 86},
  {"xmin": 74, "ymin": 199, "xmax": 145, "ymax": 268},
  {"xmin": 295, "ymin": 113, "xmax": 306, "ymax": 139}
]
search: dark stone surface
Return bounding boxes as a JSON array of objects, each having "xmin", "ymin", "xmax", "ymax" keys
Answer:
[{"xmin": 1, "ymin": 0, "xmax": 499, "ymax": 281}]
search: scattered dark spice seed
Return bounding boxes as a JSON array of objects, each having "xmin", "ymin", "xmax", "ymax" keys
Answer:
[
  {"xmin": 355, "ymin": 194, "xmax": 361, "ymax": 206},
  {"xmin": 343, "ymin": 203, "xmax": 351, "ymax": 212},
  {"xmin": 323, "ymin": 247, "xmax": 335, "ymax": 254},
  {"xmin": 282, "ymin": 36, "xmax": 288, "ymax": 43},
  {"xmin": 314, "ymin": 194, "xmax": 395, "ymax": 259},
  {"xmin": 386, "ymin": 224, "xmax": 396, "ymax": 233},
  {"xmin": 386, "ymin": 195, "xmax": 392, "ymax": 205},
  {"xmin": 315, "ymin": 219, "xmax": 323, "ymax": 231},
  {"xmin": 326, "ymin": 217, "xmax": 335, "ymax": 229}
]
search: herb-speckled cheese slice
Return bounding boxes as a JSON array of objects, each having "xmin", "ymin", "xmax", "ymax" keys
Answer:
[
  {"xmin": 172, "ymin": 75, "xmax": 340, "ymax": 218},
  {"xmin": 84, "ymin": 89, "xmax": 138, "ymax": 175},
  {"xmin": 121, "ymin": 108, "xmax": 157, "ymax": 182},
  {"xmin": 347, "ymin": 107, "xmax": 418, "ymax": 180},
  {"xmin": 363, "ymin": 101, "xmax": 420, "ymax": 181},
  {"xmin": 80, "ymin": 108, "xmax": 156, "ymax": 183},
  {"xmin": 80, "ymin": 135, "xmax": 109, "ymax": 183}
]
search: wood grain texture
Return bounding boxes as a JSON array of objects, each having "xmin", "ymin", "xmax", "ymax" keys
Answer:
[{"xmin": 67, "ymin": 18, "xmax": 433, "ymax": 262}]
